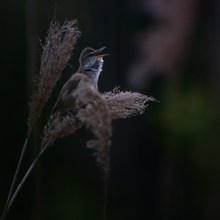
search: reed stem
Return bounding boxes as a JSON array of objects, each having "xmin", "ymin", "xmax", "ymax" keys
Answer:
[
  {"xmin": 0, "ymin": 137, "xmax": 29, "ymax": 220},
  {"xmin": 6, "ymin": 146, "xmax": 48, "ymax": 216}
]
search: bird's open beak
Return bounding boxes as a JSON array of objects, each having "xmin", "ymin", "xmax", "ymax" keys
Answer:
[{"xmin": 95, "ymin": 47, "xmax": 109, "ymax": 58}]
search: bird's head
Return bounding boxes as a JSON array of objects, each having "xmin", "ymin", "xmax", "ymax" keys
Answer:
[{"xmin": 78, "ymin": 47, "xmax": 108, "ymax": 80}]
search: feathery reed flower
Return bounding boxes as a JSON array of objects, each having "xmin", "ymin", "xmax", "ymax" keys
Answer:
[
  {"xmin": 41, "ymin": 113, "xmax": 81, "ymax": 148},
  {"xmin": 103, "ymin": 87, "xmax": 156, "ymax": 119},
  {"xmin": 27, "ymin": 19, "xmax": 81, "ymax": 134},
  {"xmin": 75, "ymin": 81, "xmax": 112, "ymax": 179}
]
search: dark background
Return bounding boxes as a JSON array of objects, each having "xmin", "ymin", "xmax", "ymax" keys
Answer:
[{"xmin": 1, "ymin": 0, "xmax": 220, "ymax": 219}]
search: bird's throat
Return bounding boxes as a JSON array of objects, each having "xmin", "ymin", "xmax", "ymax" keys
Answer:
[{"xmin": 83, "ymin": 59, "xmax": 103, "ymax": 83}]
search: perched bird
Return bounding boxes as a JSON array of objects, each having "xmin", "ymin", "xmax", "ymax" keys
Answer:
[{"xmin": 52, "ymin": 47, "xmax": 108, "ymax": 113}]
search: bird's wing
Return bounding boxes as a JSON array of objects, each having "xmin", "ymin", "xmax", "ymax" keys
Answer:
[
  {"xmin": 62, "ymin": 73, "xmax": 93, "ymax": 94},
  {"xmin": 61, "ymin": 75, "xmax": 81, "ymax": 95},
  {"xmin": 52, "ymin": 73, "xmax": 90, "ymax": 113}
]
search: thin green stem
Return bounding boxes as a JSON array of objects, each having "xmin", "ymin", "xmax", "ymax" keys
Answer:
[
  {"xmin": 0, "ymin": 137, "xmax": 30, "ymax": 220},
  {"xmin": 1, "ymin": 144, "xmax": 48, "ymax": 220},
  {"xmin": 7, "ymin": 146, "xmax": 48, "ymax": 214}
]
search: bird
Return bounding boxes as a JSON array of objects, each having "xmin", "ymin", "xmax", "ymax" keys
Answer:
[{"xmin": 52, "ymin": 46, "xmax": 108, "ymax": 113}]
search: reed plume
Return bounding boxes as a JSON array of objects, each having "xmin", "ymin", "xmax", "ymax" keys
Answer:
[
  {"xmin": 41, "ymin": 113, "xmax": 81, "ymax": 148},
  {"xmin": 103, "ymin": 87, "xmax": 156, "ymax": 119},
  {"xmin": 75, "ymin": 81, "xmax": 112, "ymax": 179},
  {"xmin": 27, "ymin": 19, "xmax": 81, "ymax": 134}
]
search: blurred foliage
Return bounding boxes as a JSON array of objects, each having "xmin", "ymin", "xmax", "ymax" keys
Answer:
[{"xmin": 158, "ymin": 83, "xmax": 219, "ymax": 139}]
